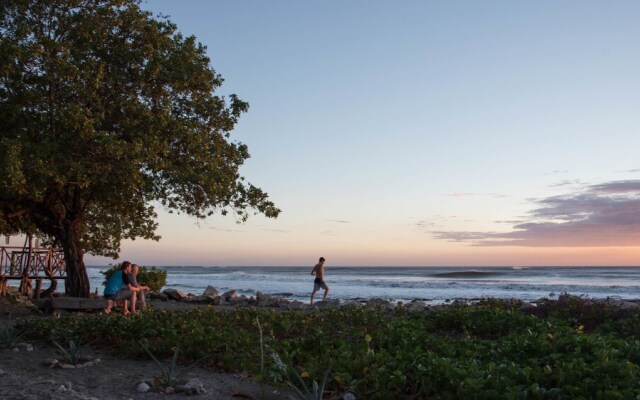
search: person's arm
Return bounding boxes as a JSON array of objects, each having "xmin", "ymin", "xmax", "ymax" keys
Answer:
[
  {"xmin": 311, "ymin": 265, "xmax": 316, "ymax": 276},
  {"xmin": 123, "ymin": 274, "xmax": 140, "ymax": 292}
]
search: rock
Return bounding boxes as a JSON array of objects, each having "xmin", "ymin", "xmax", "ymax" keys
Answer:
[
  {"xmin": 405, "ymin": 300, "xmax": 426, "ymax": 312},
  {"xmin": 163, "ymin": 288, "xmax": 188, "ymax": 301},
  {"xmin": 341, "ymin": 300, "xmax": 363, "ymax": 308},
  {"xmin": 149, "ymin": 291, "xmax": 169, "ymax": 301},
  {"xmin": 57, "ymin": 385, "xmax": 67, "ymax": 392},
  {"xmin": 558, "ymin": 293, "xmax": 582, "ymax": 304},
  {"xmin": 188, "ymin": 295, "xmax": 214, "ymax": 304},
  {"xmin": 203, "ymin": 285, "xmax": 219, "ymax": 297},
  {"xmin": 136, "ymin": 382, "xmax": 151, "ymax": 393},
  {"xmin": 16, "ymin": 342, "xmax": 33, "ymax": 352},
  {"xmin": 221, "ymin": 290, "xmax": 237, "ymax": 301},
  {"xmin": 343, "ymin": 393, "xmax": 357, "ymax": 400},
  {"xmin": 315, "ymin": 299, "xmax": 340, "ymax": 308},
  {"xmin": 77, "ymin": 355, "xmax": 95, "ymax": 363},
  {"xmin": 84, "ymin": 361, "xmax": 95, "ymax": 367},
  {"xmin": 366, "ymin": 298, "xmax": 391, "ymax": 308},
  {"xmin": 176, "ymin": 378, "xmax": 206, "ymax": 395},
  {"xmin": 61, "ymin": 363, "xmax": 76, "ymax": 369},
  {"xmin": 282, "ymin": 300, "xmax": 306, "ymax": 310},
  {"xmin": 215, "ymin": 297, "xmax": 229, "ymax": 306},
  {"xmin": 164, "ymin": 387, "xmax": 175, "ymax": 394},
  {"xmin": 256, "ymin": 291, "xmax": 268, "ymax": 301}
]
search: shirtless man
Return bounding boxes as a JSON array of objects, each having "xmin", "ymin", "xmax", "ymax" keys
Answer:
[{"xmin": 310, "ymin": 257, "xmax": 329, "ymax": 305}]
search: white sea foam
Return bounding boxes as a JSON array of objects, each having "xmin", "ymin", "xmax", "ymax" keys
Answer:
[{"xmin": 87, "ymin": 266, "xmax": 640, "ymax": 304}]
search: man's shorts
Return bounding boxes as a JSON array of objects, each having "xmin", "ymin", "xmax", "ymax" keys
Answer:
[
  {"xmin": 113, "ymin": 289, "xmax": 134, "ymax": 301},
  {"xmin": 314, "ymin": 278, "xmax": 328, "ymax": 290}
]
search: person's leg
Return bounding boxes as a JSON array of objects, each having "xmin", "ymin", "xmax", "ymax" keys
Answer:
[
  {"xmin": 322, "ymin": 286, "xmax": 329, "ymax": 301},
  {"xmin": 137, "ymin": 289, "xmax": 146, "ymax": 310},
  {"xmin": 128, "ymin": 291, "xmax": 137, "ymax": 313},
  {"xmin": 310, "ymin": 288, "xmax": 317, "ymax": 305}
]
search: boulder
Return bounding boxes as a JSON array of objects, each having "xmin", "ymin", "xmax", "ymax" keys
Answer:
[
  {"xmin": 136, "ymin": 382, "xmax": 150, "ymax": 393},
  {"xmin": 203, "ymin": 286, "xmax": 219, "ymax": 297},
  {"xmin": 281, "ymin": 300, "xmax": 306, "ymax": 310},
  {"xmin": 366, "ymin": 298, "xmax": 391, "ymax": 308},
  {"xmin": 221, "ymin": 290, "xmax": 237, "ymax": 301},
  {"xmin": 176, "ymin": 378, "xmax": 206, "ymax": 395},
  {"xmin": 405, "ymin": 300, "xmax": 427, "ymax": 313},
  {"xmin": 213, "ymin": 296, "xmax": 229, "ymax": 306},
  {"xmin": 228, "ymin": 295, "xmax": 249, "ymax": 306},
  {"xmin": 314, "ymin": 299, "xmax": 340, "ymax": 308},
  {"xmin": 187, "ymin": 295, "xmax": 214, "ymax": 304},
  {"xmin": 163, "ymin": 288, "xmax": 188, "ymax": 301},
  {"xmin": 149, "ymin": 291, "xmax": 169, "ymax": 301}
]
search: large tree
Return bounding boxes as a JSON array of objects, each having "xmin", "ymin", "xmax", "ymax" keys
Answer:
[{"xmin": 0, "ymin": 0, "xmax": 280, "ymax": 297}]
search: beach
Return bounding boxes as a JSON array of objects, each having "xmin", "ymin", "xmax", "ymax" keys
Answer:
[{"xmin": 89, "ymin": 265, "xmax": 640, "ymax": 304}]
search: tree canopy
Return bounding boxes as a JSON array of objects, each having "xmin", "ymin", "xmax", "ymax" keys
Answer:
[{"xmin": 0, "ymin": 0, "xmax": 279, "ymax": 296}]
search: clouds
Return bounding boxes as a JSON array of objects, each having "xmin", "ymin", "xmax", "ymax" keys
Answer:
[{"xmin": 432, "ymin": 180, "xmax": 640, "ymax": 247}]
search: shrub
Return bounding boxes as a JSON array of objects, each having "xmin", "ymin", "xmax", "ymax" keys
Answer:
[{"xmin": 101, "ymin": 264, "xmax": 167, "ymax": 292}]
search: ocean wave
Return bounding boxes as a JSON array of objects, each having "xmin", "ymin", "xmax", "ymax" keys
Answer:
[{"xmin": 431, "ymin": 270, "xmax": 502, "ymax": 279}]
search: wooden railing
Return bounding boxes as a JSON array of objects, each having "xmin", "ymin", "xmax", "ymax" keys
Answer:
[{"xmin": 0, "ymin": 246, "xmax": 66, "ymax": 296}]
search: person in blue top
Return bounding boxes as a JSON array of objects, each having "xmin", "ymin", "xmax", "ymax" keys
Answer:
[{"xmin": 104, "ymin": 261, "xmax": 136, "ymax": 315}]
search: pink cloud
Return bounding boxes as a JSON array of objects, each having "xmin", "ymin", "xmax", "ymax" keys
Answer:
[{"xmin": 432, "ymin": 180, "xmax": 640, "ymax": 247}]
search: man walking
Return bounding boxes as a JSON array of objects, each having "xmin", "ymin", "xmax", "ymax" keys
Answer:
[{"xmin": 310, "ymin": 257, "xmax": 329, "ymax": 305}]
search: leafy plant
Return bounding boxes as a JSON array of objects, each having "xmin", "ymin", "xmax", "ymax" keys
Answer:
[
  {"xmin": 52, "ymin": 339, "xmax": 82, "ymax": 365},
  {"xmin": 102, "ymin": 264, "xmax": 167, "ymax": 292},
  {"xmin": 284, "ymin": 364, "xmax": 332, "ymax": 400},
  {"xmin": 18, "ymin": 301, "xmax": 640, "ymax": 399},
  {"xmin": 0, "ymin": 324, "xmax": 26, "ymax": 348},
  {"xmin": 139, "ymin": 339, "xmax": 208, "ymax": 388}
]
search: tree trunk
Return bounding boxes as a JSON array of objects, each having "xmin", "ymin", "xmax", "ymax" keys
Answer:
[{"xmin": 60, "ymin": 222, "xmax": 90, "ymax": 297}]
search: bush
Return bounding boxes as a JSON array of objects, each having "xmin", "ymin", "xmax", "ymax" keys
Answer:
[{"xmin": 101, "ymin": 264, "xmax": 167, "ymax": 292}]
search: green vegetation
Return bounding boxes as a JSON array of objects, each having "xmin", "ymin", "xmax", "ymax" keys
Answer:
[
  {"xmin": 102, "ymin": 264, "xmax": 167, "ymax": 292},
  {"xmin": 18, "ymin": 300, "xmax": 640, "ymax": 399},
  {"xmin": 0, "ymin": 0, "xmax": 279, "ymax": 297},
  {"xmin": 139, "ymin": 339, "xmax": 208, "ymax": 388},
  {"xmin": 52, "ymin": 339, "xmax": 83, "ymax": 365},
  {"xmin": 0, "ymin": 324, "xmax": 26, "ymax": 349}
]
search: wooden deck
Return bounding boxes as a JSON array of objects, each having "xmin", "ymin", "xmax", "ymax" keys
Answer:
[{"xmin": 0, "ymin": 246, "xmax": 66, "ymax": 297}]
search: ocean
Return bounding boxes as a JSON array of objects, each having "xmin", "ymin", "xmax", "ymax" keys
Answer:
[{"xmin": 87, "ymin": 266, "xmax": 640, "ymax": 304}]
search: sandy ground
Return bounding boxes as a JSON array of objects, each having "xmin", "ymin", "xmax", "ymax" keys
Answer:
[{"xmin": 0, "ymin": 296, "xmax": 292, "ymax": 400}]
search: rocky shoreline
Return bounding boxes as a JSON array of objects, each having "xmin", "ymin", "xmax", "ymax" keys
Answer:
[{"xmin": 150, "ymin": 286, "xmax": 640, "ymax": 314}]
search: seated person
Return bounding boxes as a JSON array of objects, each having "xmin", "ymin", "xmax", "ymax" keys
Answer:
[
  {"xmin": 103, "ymin": 261, "xmax": 136, "ymax": 315},
  {"xmin": 126, "ymin": 264, "xmax": 150, "ymax": 310}
]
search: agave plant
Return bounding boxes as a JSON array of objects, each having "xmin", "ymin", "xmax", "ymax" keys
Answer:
[
  {"xmin": 0, "ymin": 324, "xmax": 27, "ymax": 349},
  {"xmin": 285, "ymin": 366, "xmax": 331, "ymax": 400},
  {"xmin": 52, "ymin": 339, "xmax": 82, "ymax": 365},
  {"xmin": 139, "ymin": 339, "xmax": 208, "ymax": 388}
]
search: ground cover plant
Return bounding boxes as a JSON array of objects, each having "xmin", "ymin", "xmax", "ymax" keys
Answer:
[{"xmin": 18, "ymin": 300, "xmax": 640, "ymax": 399}]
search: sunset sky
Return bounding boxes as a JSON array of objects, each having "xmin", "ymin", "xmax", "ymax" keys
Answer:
[{"xmin": 87, "ymin": 1, "xmax": 640, "ymax": 267}]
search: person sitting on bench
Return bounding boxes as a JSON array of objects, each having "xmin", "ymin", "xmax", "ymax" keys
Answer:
[{"xmin": 103, "ymin": 261, "xmax": 136, "ymax": 315}]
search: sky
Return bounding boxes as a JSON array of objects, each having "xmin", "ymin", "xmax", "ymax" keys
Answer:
[{"xmin": 85, "ymin": 0, "xmax": 640, "ymax": 267}]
